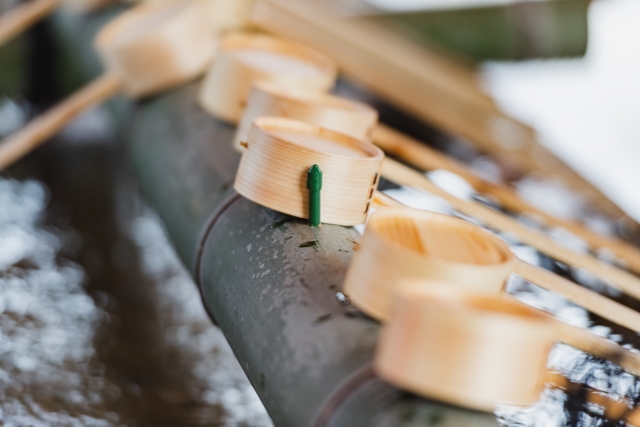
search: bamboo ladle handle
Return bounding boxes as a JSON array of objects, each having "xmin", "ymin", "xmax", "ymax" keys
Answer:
[
  {"xmin": 0, "ymin": 0, "xmax": 61, "ymax": 46},
  {"xmin": 513, "ymin": 259, "xmax": 640, "ymax": 334},
  {"xmin": 553, "ymin": 321, "xmax": 640, "ymax": 377},
  {"xmin": 0, "ymin": 72, "xmax": 122, "ymax": 171}
]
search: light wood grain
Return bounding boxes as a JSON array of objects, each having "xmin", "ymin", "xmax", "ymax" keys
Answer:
[
  {"xmin": 375, "ymin": 284, "xmax": 556, "ymax": 412},
  {"xmin": 234, "ymin": 117, "xmax": 383, "ymax": 225},
  {"xmin": 250, "ymin": 0, "xmax": 633, "ymax": 223},
  {"xmin": 513, "ymin": 260, "xmax": 640, "ymax": 335},
  {"xmin": 346, "ymin": 205, "xmax": 640, "ymax": 377},
  {"xmin": 0, "ymin": 0, "xmax": 216, "ymax": 171},
  {"xmin": 234, "ymin": 82, "xmax": 377, "ymax": 151},
  {"xmin": 95, "ymin": 0, "xmax": 216, "ymax": 97},
  {"xmin": 198, "ymin": 32, "xmax": 338, "ymax": 124},
  {"xmin": 344, "ymin": 208, "xmax": 516, "ymax": 320},
  {"xmin": 381, "ymin": 158, "xmax": 640, "ymax": 302},
  {"xmin": 373, "ymin": 124, "xmax": 640, "ymax": 276},
  {"xmin": 205, "ymin": 0, "xmax": 256, "ymax": 34}
]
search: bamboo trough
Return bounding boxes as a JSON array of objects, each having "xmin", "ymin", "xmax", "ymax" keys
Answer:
[
  {"xmin": 127, "ymin": 78, "xmax": 640, "ymax": 426},
  {"xmin": 0, "ymin": 0, "xmax": 215, "ymax": 171}
]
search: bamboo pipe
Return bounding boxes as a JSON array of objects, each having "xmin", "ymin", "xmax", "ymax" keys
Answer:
[
  {"xmin": 345, "ymin": 206, "xmax": 640, "ymax": 378},
  {"xmin": 381, "ymin": 158, "xmax": 640, "ymax": 302},
  {"xmin": 0, "ymin": 0, "xmax": 215, "ymax": 171},
  {"xmin": 372, "ymin": 124, "xmax": 640, "ymax": 276}
]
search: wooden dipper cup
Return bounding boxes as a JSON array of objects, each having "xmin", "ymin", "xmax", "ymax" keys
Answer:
[
  {"xmin": 375, "ymin": 284, "xmax": 556, "ymax": 412},
  {"xmin": 198, "ymin": 32, "xmax": 338, "ymax": 124},
  {"xmin": 233, "ymin": 82, "xmax": 378, "ymax": 152},
  {"xmin": 0, "ymin": 0, "xmax": 216, "ymax": 171},
  {"xmin": 234, "ymin": 117, "xmax": 384, "ymax": 226},
  {"xmin": 344, "ymin": 208, "xmax": 515, "ymax": 321},
  {"xmin": 345, "ymin": 206, "xmax": 640, "ymax": 377}
]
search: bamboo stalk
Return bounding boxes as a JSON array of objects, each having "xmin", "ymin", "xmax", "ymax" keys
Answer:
[
  {"xmin": 0, "ymin": 72, "xmax": 123, "ymax": 170},
  {"xmin": 553, "ymin": 323, "xmax": 640, "ymax": 378},
  {"xmin": 381, "ymin": 158, "xmax": 640, "ymax": 301},
  {"xmin": 372, "ymin": 124, "xmax": 640, "ymax": 276},
  {"xmin": 0, "ymin": 0, "xmax": 61, "ymax": 47},
  {"xmin": 513, "ymin": 260, "xmax": 640, "ymax": 336}
]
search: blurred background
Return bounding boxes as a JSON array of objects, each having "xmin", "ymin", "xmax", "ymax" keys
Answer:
[{"xmin": 0, "ymin": 0, "xmax": 638, "ymax": 425}]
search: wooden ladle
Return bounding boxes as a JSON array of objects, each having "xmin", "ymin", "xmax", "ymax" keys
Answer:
[
  {"xmin": 198, "ymin": 32, "xmax": 338, "ymax": 124},
  {"xmin": 376, "ymin": 283, "xmax": 638, "ymax": 425},
  {"xmin": 0, "ymin": 0, "xmax": 215, "ymax": 171},
  {"xmin": 234, "ymin": 117, "xmax": 383, "ymax": 226},
  {"xmin": 344, "ymin": 207, "xmax": 640, "ymax": 377}
]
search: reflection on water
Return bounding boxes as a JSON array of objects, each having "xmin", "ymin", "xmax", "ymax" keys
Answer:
[
  {"xmin": 127, "ymin": 211, "xmax": 272, "ymax": 427},
  {"xmin": 0, "ymin": 176, "xmax": 272, "ymax": 426},
  {"xmin": 0, "ymin": 178, "xmax": 118, "ymax": 425}
]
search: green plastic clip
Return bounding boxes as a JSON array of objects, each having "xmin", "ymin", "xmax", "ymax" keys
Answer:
[{"xmin": 307, "ymin": 164, "xmax": 322, "ymax": 227}]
